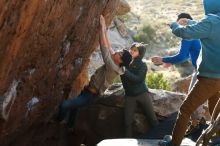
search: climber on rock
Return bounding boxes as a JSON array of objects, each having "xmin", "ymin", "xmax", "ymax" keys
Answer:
[{"xmin": 55, "ymin": 15, "xmax": 132, "ymax": 128}]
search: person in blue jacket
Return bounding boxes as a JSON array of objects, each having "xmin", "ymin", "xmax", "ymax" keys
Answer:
[
  {"xmin": 151, "ymin": 13, "xmax": 200, "ymax": 74},
  {"xmin": 152, "ymin": 13, "xmax": 205, "ymax": 136},
  {"xmin": 158, "ymin": 0, "xmax": 220, "ymax": 146}
]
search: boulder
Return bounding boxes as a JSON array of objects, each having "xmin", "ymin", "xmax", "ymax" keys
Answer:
[
  {"xmin": 116, "ymin": 0, "xmax": 131, "ymax": 15},
  {"xmin": 0, "ymin": 0, "xmax": 123, "ymax": 145},
  {"xmin": 109, "ymin": 18, "xmax": 134, "ymax": 50},
  {"xmin": 5, "ymin": 83, "xmax": 186, "ymax": 146},
  {"xmin": 171, "ymin": 75, "xmax": 192, "ymax": 94},
  {"xmin": 71, "ymin": 84, "xmax": 186, "ymax": 145},
  {"xmin": 114, "ymin": 18, "xmax": 130, "ymax": 38},
  {"xmin": 102, "ymin": 83, "xmax": 186, "ymax": 117},
  {"xmin": 148, "ymin": 88, "xmax": 185, "ymax": 117}
]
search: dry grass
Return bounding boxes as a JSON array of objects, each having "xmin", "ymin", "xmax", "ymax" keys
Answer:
[
  {"xmin": 127, "ymin": 0, "xmax": 203, "ymax": 21},
  {"xmin": 124, "ymin": 0, "xmax": 203, "ymax": 58},
  {"xmin": 121, "ymin": 0, "xmax": 204, "ymax": 83}
]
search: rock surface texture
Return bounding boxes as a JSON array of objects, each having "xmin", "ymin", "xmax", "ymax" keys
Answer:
[{"xmin": 0, "ymin": 0, "xmax": 124, "ymax": 145}]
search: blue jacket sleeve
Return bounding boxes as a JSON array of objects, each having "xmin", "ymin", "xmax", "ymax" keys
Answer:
[
  {"xmin": 171, "ymin": 18, "xmax": 212, "ymax": 39},
  {"xmin": 162, "ymin": 40, "xmax": 191, "ymax": 64}
]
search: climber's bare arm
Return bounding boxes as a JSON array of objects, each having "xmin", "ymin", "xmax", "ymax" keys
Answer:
[
  {"xmin": 105, "ymin": 27, "xmax": 114, "ymax": 54},
  {"xmin": 99, "ymin": 15, "xmax": 114, "ymax": 54}
]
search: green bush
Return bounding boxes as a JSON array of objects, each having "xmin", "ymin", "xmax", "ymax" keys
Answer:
[
  {"xmin": 133, "ymin": 25, "xmax": 156, "ymax": 44},
  {"xmin": 146, "ymin": 72, "xmax": 171, "ymax": 91}
]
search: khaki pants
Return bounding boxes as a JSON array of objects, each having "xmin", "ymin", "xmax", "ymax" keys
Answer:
[
  {"xmin": 124, "ymin": 92, "xmax": 159, "ymax": 137},
  {"xmin": 172, "ymin": 77, "xmax": 220, "ymax": 146},
  {"xmin": 189, "ymin": 71, "xmax": 208, "ymax": 121}
]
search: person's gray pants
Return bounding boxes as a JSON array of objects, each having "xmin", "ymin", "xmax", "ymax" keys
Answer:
[{"xmin": 124, "ymin": 91, "xmax": 159, "ymax": 137}]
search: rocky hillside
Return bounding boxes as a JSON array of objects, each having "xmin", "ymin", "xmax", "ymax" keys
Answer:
[
  {"xmin": 124, "ymin": 0, "xmax": 203, "ymax": 57},
  {"xmin": 118, "ymin": 0, "xmax": 204, "ymax": 80}
]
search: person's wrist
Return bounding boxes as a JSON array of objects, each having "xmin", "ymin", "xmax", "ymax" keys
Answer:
[
  {"xmin": 104, "ymin": 27, "xmax": 108, "ymax": 32},
  {"xmin": 102, "ymin": 26, "xmax": 106, "ymax": 31}
]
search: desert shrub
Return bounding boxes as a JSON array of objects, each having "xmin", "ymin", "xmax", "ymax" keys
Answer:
[
  {"xmin": 133, "ymin": 25, "xmax": 156, "ymax": 44},
  {"xmin": 146, "ymin": 72, "xmax": 171, "ymax": 90}
]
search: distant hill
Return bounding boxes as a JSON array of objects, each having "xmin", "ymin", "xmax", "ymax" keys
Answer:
[{"xmin": 122, "ymin": 0, "xmax": 203, "ymax": 58}]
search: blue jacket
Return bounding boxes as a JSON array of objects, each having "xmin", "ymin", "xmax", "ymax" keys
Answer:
[
  {"xmin": 162, "ymin": 39, "xmax": 201, "ymax": 68},
  {"xmin": 171, "ymin": 0, "xmax": 220, "ymax": 78}
]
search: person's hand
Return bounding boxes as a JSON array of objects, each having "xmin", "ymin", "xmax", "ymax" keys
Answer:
[
  {"xmin": 163, "ymin": 63, "xmax": 172, "ymax": 68},
  {"xmin": 100, "ymin": 15, "xmax": 106, "ymax": 31},
  {"xmin": 178, "ymin": 18, "xmax": 189, "ymax": 26},
  {"xmin": 151, "ymin": 56, "xmax": 163, "ymax": 66}
]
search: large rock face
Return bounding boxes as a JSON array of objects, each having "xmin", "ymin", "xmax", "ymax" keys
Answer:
[
  {"xmin": 115, "ymin": 0, "xmax": 131, "ymax": 15},
  {"xmin": 0, "ymin": 0, "xmax": 126, "ymax": 145}
]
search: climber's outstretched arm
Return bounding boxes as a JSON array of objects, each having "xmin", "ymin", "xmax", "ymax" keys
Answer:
[{"xmin": 99, "ymin": 15, "xmax": 114, "ymax": 54}]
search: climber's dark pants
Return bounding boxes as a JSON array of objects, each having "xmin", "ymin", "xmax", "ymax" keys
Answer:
[
  {"xmin": 172, "ymin": 76, "xmax": 220, "ymax": 146},
  {"xmin": 124, "ymin": 91, "xmax": 159, "ymax": 137},
  {"xmin": 57, "ymin": 88, "xmax": 97, "ymax": 127}
]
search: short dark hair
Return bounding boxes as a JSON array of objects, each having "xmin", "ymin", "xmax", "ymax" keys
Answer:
[
  {"xmin": 177, "ymin": 13, "xmax": 193, "ymax": 21},
  {"xmin": 130, "ymin": 42, "xmax": 147, "ymax": 59},
  {"xmin": 120, "ymin": 49, "xmax": 132, "ymax": 67}
]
